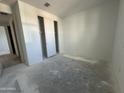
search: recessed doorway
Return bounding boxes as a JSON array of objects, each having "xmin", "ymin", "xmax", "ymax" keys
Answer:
[{"xmin": 38, "ymin": 16, "xmax": 47, "ymax": 59}]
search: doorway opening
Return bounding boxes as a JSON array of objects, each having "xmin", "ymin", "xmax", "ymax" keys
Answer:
[
  {"xmin": 38, "ymin": 16, "xmax": 47, "ymax": 59},
  {"xmin": 7, "ymin": 26, "xmax": 16, "ymax": 54},
  {"xmin": 0, "ymin": 12, "xmax": 22, "ymax": 68},
  {"xmin": 54, "ymin": 21, "xmax": 59, "ymax": 53}
]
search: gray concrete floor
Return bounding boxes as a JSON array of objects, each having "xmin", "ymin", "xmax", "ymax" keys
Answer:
[{"xmin": 0, "ymin": 55, "xmax": 114, "ymax": 93}]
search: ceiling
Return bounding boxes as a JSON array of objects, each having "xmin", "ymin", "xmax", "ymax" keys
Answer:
[{"xmin": 1, "ymin": 0, "xmax": 110, "ymax": 18}]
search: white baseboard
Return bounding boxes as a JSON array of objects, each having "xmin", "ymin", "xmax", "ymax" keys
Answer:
[{"xmin": 63, "ymin": 54, "xmax": 99, "ymax": 64}]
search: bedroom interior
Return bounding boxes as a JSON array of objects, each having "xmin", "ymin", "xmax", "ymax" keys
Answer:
[{"xmin": 0, "ymin": 0, "xmax": 124, "ymax": 93}]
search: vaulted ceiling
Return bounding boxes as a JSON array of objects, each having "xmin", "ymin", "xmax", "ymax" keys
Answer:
[{"xmin": 1, "ymin": 0, "xmax": 110, "ymax": 17}]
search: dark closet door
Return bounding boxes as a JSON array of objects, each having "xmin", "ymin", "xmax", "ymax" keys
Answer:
[
  {"xmin": 54, "ymin": 21, "xmax": 59, "ymax": 53},
  {"xmin": 38, "ymin": 16, "xmax": 47, "ymax": 59},
  {"xmin": 7, "ymin": 26, "xmax": 16, "ymax": 54}
]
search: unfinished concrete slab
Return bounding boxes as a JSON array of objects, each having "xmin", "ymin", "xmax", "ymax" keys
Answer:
[{"xmin": 0, "ymin": 55, "xmax": 114, "ymax": 93}]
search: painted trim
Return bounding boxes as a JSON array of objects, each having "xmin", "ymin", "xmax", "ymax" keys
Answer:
[{"xmin": 63, "ymin": 54, "xmax": 99, "ymax": 64}]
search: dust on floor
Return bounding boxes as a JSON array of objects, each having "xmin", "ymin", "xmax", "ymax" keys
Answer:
[{"xmin": 0, "ymin": 55, "xmax": 114, "ymax": 93}]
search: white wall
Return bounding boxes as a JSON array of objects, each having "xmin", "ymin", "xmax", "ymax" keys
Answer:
[
  {"xmin": 18, "ymin": 1, "xmax": 63, "ymax": 65},
  {"xmin": 62, "ymin": 0, "xmax": 118, "ymax": 62},
  {"xmin": 112, "ymin": 0, "xmax": 124, "ymax": 93},
  {"xmin": 0, "ymin": 26, "xmax": 10, "ymax": 55}
]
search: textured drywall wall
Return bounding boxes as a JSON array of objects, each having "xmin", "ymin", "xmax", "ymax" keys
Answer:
[
  {"xmin": 18, "ymin": 1, "xmax": 63, "ymax": 65},
  {"xmin": 62, "ymin": 0, "xmax": 118, "ymax": 62},
  {"xmin": 0, "ymin": 26, "xmax": 10, "ymax": 55},
  {"xmin": 112, "ymin": 0, "xmax": 124, "ymax": 93}
]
